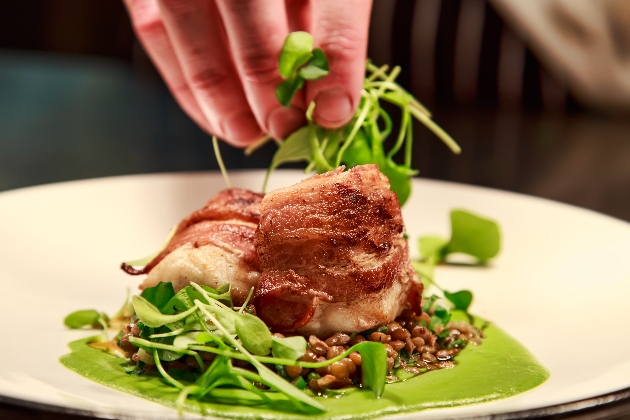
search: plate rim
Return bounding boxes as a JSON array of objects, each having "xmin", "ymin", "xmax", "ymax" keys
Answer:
[{"xmin": 2, "ymin": 385, "xmax": 630, "ymax": 419}]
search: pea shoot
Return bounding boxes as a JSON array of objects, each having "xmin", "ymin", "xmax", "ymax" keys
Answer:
[{"xmin": 264, "ymin": 32, "xmax": 461, "ymax": 206}]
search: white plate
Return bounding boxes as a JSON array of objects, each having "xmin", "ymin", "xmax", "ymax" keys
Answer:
[{"xmin": 1, "ymin": 170, "xmax": 629, "ymax": 419}]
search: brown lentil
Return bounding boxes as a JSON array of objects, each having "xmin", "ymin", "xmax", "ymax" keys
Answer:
[
  {"xmin": 285, "ymin": 365, "xmax": 302, "ymax": 378},
  {"xmin": 308, "ymin": 335, "xmax": 329, "ymax": 356},
  {"xmin": 384, "ymin": 343, "xmax": 397, "ymax": 359},
  {"xmin": 325, "ymin": 333, "xmax": 351, "ymax": 346},
  {"xmin": 411, "ymin": 325, "xmax": 426, "ymax": 338},
  {"xmin": 298, "ymin": 349, "xmax": 318, "ymax": 362},
  {"xmin": 387, "ymin": 357, "xmax": 395, "ymax": 373},
  {"xmin": 405, "ymin": 338, "xmax": 416, "ymax": 356},
  {"xmin": 369, "ymin": 332, "xmax": 391, "ymax": 343},
  {"xmin": 391, "ymin": 328, "xmax": 411, "ymax": 341},
  {"xmin": 330, "ymin": 361, "xmax": 350, "ymax": 380},
  {"xmin": 390, "ymin": 340, "xmax": 406, "ymax": 352},
  {"xmin": 314, "ymin": 356, "xmax": 330, "ymax": 376},
  {"xmin": 348, "ymin": 334, "xmax": 367, "ymax": 346},
  {"xmin": 349, "ymin": 351, "xmax": 362, "ymax": 366},
  {"xmin": 422, "ymin": 352, "xmax": 437, "ymax": 363},
  {"xmin": 436, "ymin": 350, "xmax": 452, "ymax": 361},
  {"xmin": 326, "ymin": 345, "xmax": 346, "ymax": 360},
  {"xmin": 411, "ymin": 337, "xmax": 425, "ymax": 348},
  {"xmin": 342, "ymin": 358, "xmax": 356, "ymax": 375}
]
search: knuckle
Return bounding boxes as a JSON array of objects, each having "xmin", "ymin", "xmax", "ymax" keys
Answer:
[
  {"xmin": 238, "ymin": 43, "xmax": 281, "ymax": 84},
  {"xmin": 188, "ymin": 67, "xmax": 229, "ymax": 95},
  {"xmin": 319, "ymin": 27, "xmax": 363, "ymax": 64},
  {"xmin": 134, "ymin": 17, "xmax": 163, "ymax": 38},
  {"xmin": 128, "ymin": 1, "xmax": 163, "ymax": 37}
]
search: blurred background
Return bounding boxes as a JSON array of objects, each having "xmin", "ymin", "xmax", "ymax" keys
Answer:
[{"xmin": 1, "ymin": 0, "xmax": 629, "ymax": 221}]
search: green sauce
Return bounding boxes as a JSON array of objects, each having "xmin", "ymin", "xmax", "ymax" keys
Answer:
[{"xmin": 60, "ymin": 315, "xmax": 549, "ymax": 419}]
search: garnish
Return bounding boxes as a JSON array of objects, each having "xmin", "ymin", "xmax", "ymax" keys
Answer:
[
  {"xmin": 91, "ymin": 281, "xmax": 391, "ymax": 414},
  {"xmin": 276, "ymin": 32, "xmax": 330, "ymax": 107},
  {"xmin": 264, "ymin": 32, "xmax": 461, "ymax": 206},
  {"xmin": 414, "ymin": 209, "xmax": 501, "ymax": 315}
]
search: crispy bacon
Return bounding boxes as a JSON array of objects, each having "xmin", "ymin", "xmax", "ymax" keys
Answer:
[
  {"xmin": 121, "ymin": 188, "xmax": 263, "ymax": 305},
  {"xmin": 253, "ymin": 165, "xmax": 422, "ymax": 336}
]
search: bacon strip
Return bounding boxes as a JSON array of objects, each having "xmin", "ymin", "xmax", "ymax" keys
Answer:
[
  {"xmin": 122, "ymin": 188, "xmax": 263, "ymax": 275},
  {"xmin": 253, "ymin": 165, "xmax": 422, "ymax": 335}
]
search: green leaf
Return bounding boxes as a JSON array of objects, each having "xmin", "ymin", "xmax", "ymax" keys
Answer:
[
  {"xmin": 234, "ymin": 313, "xmax": 272, "ymax": 356},
  {"xmin": 379, "ymin": 159, "xmax": 412, "ymax": 206},
  {"xmin": 444, "ymin": 290, "xmax": 473, "ymax": 311},
  {"xmin": 271, "ymin": 336, "xmax": 307, "ymax": 361},
  {"xmin": 270, "ymin": 126, "xmax": 312, "ymax": 169},
  {"xmin": 141, "ymin": 282, "xmax": 175, "ymax": 312},
  {"xmin": 340, "ymin": 128, "xmax": 372, "ymax": 167},
  {"xmin": 264, "ymin": 126, "xmax": 313, "ymax": 192},
  {"xmin": 275, "ymin": 75, "xmax": 305, "ymax": 108},
  {"xmin": 419, "ymin": 235, "xmax": 449, "ymax": 262},
  {"xmin": 132, "ymin": 295, "xmax": 198, "ymax": 328},
  {"xmin": 156, "ymin": 336, "xmax": 186, "ymax": 362},
  {"xmin": 411, "ymin": 260, "xmax": 435, "ymax": 284},
  {"xmin": 278, "ymin": 31, "xmax": 313, "ymax": 79},
  {"xmin": 173, "ymin": 332, "xmax": 203, "ymax": 349},
  {"xmin": 64, "ymin": 309, "xmax": 100, "ymax": 329},
  {"xmin": 422, "ymin": 294, "xmax": 439, "ymax": 313},
  {"xmin": 354, "ymin": 342, "xmax": 387, "ymax": 398},
  {"xmin": 447, "ymin": 209, "xmax": 501, "ymax": 261},
  {"xmin": 298, "ymin": 48, "xmax": 329, "ymax": 80},
  {"xmin": 433, "ymin": 305, "xmax": 452, "ymax": 326},
  {"xmin": 195, "ymin": 304, "xmax": 325, "ymax": 412}
]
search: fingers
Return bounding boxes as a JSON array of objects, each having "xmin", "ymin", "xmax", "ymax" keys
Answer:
[
  {"xmin": 123, "ymin": 0, "xmax": 212, "ymax": 134},
  {"xmin": 156, "ymin": 0, "xmax": 263, "ymax": 147},
  {"xmin": 307, "ymin": 0, "xmax": 373, "ymax": 128},
  {"xmin": 215, "ymin": 0, "xmax": 306, "ymax": 140}
]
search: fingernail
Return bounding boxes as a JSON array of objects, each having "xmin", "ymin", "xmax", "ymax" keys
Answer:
[
  {"xmin": 221, "ymin": 111, "xmax": 263, "ymax": 147},
  {"xmin": 313, "ymin": 88, "xmax": 353, "ymax": 128},
  {"xmin": 267, "ymin": 106, "xmax": 306, "ymax": 140}
]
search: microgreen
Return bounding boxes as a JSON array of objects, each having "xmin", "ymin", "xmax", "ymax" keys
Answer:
[
  {"xmin": 414, "ymin": 209, "xmax": 501, "ymax": 319},
  {"xmin": 103, "ymin": 280, "xmax": 391, "ymax": 412},
  {"xmin": 271, "ymin": 336, "xmax": 307, "ymax": 361},
  {"xmin": 268, "ymin": 37, "xmax": 460, "ymax": 205},
  {"xmin": 64, "ymin": 309, "xmax": 100, "ymax": 329},
  {"xmin": 140, "ymin": 281, "xmax": 175, "ymax": 312},
  {"xmin": 447, "ymin": 209, "xmax": 501, "ymax": 262},
  {"xmin": 276, "ymin": 32, "xmax": 330, "ymax": 107},
  {"xmin": 419, "ymin": 209, "xmax": 501, "ymax": 265}
]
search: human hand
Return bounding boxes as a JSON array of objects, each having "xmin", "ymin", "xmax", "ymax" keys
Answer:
[{"xmin": 124, "ymin": 0, "xmax": 373, "ymax": 147}]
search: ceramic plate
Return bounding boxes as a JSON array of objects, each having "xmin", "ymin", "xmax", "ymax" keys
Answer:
[{"xmin": 1, "ymin": 170, "xmax": 629, "ymax": 419}]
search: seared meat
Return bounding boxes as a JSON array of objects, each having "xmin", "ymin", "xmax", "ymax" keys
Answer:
[
  {"xmin": 121, "ymin": 188, "xmax": 263, "ymax": 305},
  {"xmin": 253, "ymin": 165, "xmax": 422, "ymax": 336}
]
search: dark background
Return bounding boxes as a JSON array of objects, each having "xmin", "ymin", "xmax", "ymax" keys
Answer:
[{"xmin": 1, "ymin": 0, "xmax": 629, "ymax": 224}]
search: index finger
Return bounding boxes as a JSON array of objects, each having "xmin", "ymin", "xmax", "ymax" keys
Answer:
[
  {"xmin": 306, "ymin": 0, "xmax": 373, "ymax": 129},
  {"xmin": 215, "ymin": 0, "xmax": 307, "ymax": 140}
]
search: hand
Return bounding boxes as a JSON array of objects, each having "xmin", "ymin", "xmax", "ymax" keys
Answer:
[{"xmin": 124, "ymin": 0, "xmax": 373, "ymax": 147}]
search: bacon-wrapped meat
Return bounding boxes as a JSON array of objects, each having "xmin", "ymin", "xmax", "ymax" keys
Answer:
[
  {"xmin": 122, "ymin": 188, "xmax": 263, "ymax": 306},
  {"xmin": 253, "ymin": 165, "xmax": 423, "ymax": 336}
]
